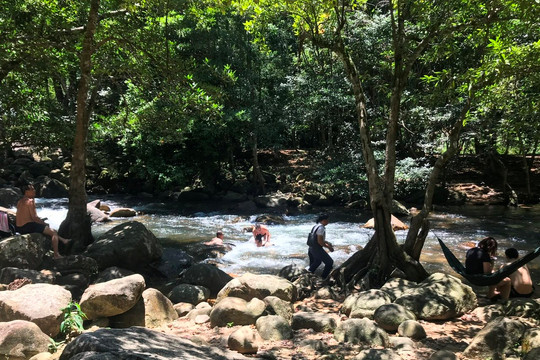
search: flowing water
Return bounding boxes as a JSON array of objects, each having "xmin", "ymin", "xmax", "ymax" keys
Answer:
[{"xmin": 23, "ymin": 197, "xmax": 540, "ymax": 286}]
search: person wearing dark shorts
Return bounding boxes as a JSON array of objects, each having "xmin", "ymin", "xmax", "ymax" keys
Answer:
[
  {"xmin": 503, "ymin": 248, "xmax": 535, "ymax": 298},
  {"xmin": 16, "ymin": 184, "xmax": 70, "ymax": 259}
]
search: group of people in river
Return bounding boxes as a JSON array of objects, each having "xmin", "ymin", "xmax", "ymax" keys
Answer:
[
  {"xmin": 8, "ymin": 182, "xmax": 536, "ymax": 300},
  {"xmin": 206, "ymin": 216, "xmax": 535, "ymax": 301}
]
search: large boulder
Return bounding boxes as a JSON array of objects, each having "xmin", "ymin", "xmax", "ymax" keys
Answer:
[
  {"xmin": 341, "ymin": 289, "xmax": 393, "ymax": 319},
  {"xmin": 83, "ymin": 221, "xmax": 162, "ymax": 271},
  {"xmin": 334, "ymin": 318, "xmax": 390, "ymax": 347},
  {"xmin": 373, "ymin": 303, "xmax": 417, "ymax": 332},
  {"xmin": 79, "ymin": 274, "xmax": 146, "ymax": 320},
  {"xmin": 110, "ymin": 288, "xmax": 178, "ymax": 329},
  {"xmin": 216, "ymin": 273, "xmax": 297, "ymax": 303},
  {"xmin": 0, "ymin": 283, "xmax": 72, "ymax": 337},
  {"xmin": 180, "ymin": 263, "xmax": 232, "ymax": 298},
  {"xmin": 59, "ymin": 327, "xmax": 251, "ymax": 360},
  {"xmin": 42, "ymin": 254, "xmax": 99, "ymax": 282},
  {"xmin": 291, "ymin": 312, "xmax": 338, "ymax": 333},
  {"xmin": 256, "ymin": 315, "xmax": 293, "ymax": 340},
  {"xmin": 227, "ymin": 326, "xmax": 262, "ymax": 355},
  {"xmin": 87, "ymin": 200, "xmax": 110, "ymax": 223},
  {"xmin": 394, "ymin": 273, "xmax": 477, "ymax": 320},
  {"xmin": 0, "ymin": 320, "xmax": 52, "ymax": 360},
  {"xmin": 168, "ymin": 284, "xmax": 210, "ymax": 305},
  {"xmin": 379, "ymin": 278, "xmax": 418, "ymax": 301},
  {"xmin": 37, "ymin": 177, "xmax": 68, "ymax": 198},
  {"xmin": 0, "ymin": 234, "xmax": 46, "ymax": 270},
  {"xmin": 0, "ymin": 187, "xmax": 21, "ymax": 207},
  {"xmin": 209, "ymin": 297, "xmax": 266, "ymax": 327},
  {"xmin": 462, "ymin": 317, "xmax": 528, "ymax": 360},
  {"xmin": 263, "ymin": 296, "xmax": 294, "ymax": 323}
]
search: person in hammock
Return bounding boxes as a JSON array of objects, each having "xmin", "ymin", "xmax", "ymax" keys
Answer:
[
  {"xmin": 465, "ymin": 236, "xmax": 511, "ymax": 301},
  {"xmin": 503, "ymin": 248, "xmax": 535, "ymax": 298}
]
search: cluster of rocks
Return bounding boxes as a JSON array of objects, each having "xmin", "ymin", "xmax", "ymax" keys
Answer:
[{"xmin": 1, "ymin": 221, "xmax": 540, "ymax": 360}]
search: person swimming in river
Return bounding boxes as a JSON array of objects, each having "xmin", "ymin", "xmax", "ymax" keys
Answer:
[
  {"xmin": 252, "ymin": 224, "xmax": 271, "ymax": 247},
  {"xmin": 204, "ymin": 231, "xmax": 224, "ymax": 246}
]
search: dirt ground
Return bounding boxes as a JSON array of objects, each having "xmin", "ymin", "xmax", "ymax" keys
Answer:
[{"xmin": 157, "ymin": 295, "xmax": 500, "ymax": 360}]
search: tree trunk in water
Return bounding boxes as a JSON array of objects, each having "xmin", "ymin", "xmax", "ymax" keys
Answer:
[{"xmin": 59, "ymin": 0, "xmax": 100, "ymax": 251}]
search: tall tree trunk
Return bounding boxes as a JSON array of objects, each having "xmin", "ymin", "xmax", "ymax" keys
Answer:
[
  {"xmin": 329, "ymin": 37, "xmax": 427, "ymax": 289},
  {"xmin": 59, "ymin": 0, "xmax": 100, "ymax": 250},
  {"xmin": 403, "ymin": 101, "xmax": 470, "ymax": 260}
]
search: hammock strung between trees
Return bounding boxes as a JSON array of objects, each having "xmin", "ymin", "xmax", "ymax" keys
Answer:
[{"xmin": 435, "ymin": 234, "xmax": 540, "ymax": 287}]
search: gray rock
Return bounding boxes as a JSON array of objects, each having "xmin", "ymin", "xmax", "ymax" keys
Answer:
[
  {"xmin": 79, "ymin": 273, "xmax": 145, "ymax": 320},
  {"xmin": 110, "ymin": 288, "xmax": 177, "ymax": 329},
  {"xmin": 291, "ymin": 312, "xmax": 337, "ymax": 333},
  {"xmin": 263, "ymin": 296, "xmax": 294, "ymax": 322},
  {"xmin": 394, "ymin": 273, "xmax": 476, "ymax": 320},
  {"xmin": 523, "ymin": 347, "xmax": 540, "ymax": 360},
  {"xmin": 227, "ymin": 326, "xmax": 262, "ymax": 354},
  {"xmin": 168, "ymin": 284, "xmax": 210, "ymax": 305},
  {"xmin": 59, "ymin": 327, "xmax": 250, "ymax": 360},
  {"xmin": 210, "ymin": 297, "xmax": 266, "ymax": 327},
  {"xmin": 256, "ymin": 315, "xmax": 293, "ymax": 340},
  {"xmin": 354, "ymin": 349, "xmax": 402, "ymax": 360},
  {"xmin": 334, "ymin": 318, "xmax": 389, "ymax": 346},
  {"xmin": 173, "ymin": 302, "xmax": 194, "ymax": 317},
  {"xmin": 397, "ymin": 320, "xmax": 427, "ymax": 340},
  {"xmin": 0, "ymin": 234, "xmax": 46, "ymax": 270},
  {"xmin": 0, "ymin": 187, "xmax": 21, "ymax": 207},
  {"xmin": 216, "ymin": 273, "xmax": 297, "ymax": 303},
  {"xmin": 0, "ymin": 320, "xmax": 52, "ymax": 360},
  {"xmin": 84, "ymin": 221, "xmax": 162, "ymax": 271},
  {"xmin": 379, "ymin": 278, "xmax": 417, "ymax": 301},
  {"xmin": 342, "ymin": 289, "xmax": 393, "ymax": 318},
  {"xmin": 522, "ymin": 327, "xmax": 540, "ymax": 353},
  {"xmin": 373, "ymin": 303, "xmax": 417, "ymax": 332},
  {"xmin": 186, "ymin": 307, "xmax": 212, "ymax": 321},
  {"xmin": 180, "ymin": 263, "xmax": 232, "ymax": 298},
  {"xmin": 278, "ymin": 264, "xmax": 308, "ymax": 282},
  {"xmin": 37, "ymin": 177, "xmax": 68, "ymax": 198},
  {"xmin": 462, "ymin": 316, "xmax": 528, "ymax": 360},
  {"xmin": 0, "ymin": 283, "xmax": 71, "ymax": 337},
  {"xmin": 94, "ymin": 267, "xmax": 134, "ymax": 284},
  {"xmin": 429, "ymin": 349, "xmax": 458, "ymax": 360}
]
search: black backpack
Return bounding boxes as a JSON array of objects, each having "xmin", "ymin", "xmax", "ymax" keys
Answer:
[{"xmin": 306, "ymin": 224, "xmax": 322, "ymax": 246}]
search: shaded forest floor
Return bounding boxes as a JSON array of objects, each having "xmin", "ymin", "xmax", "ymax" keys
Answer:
[{"xmin": 258, "ymin": 150, "xmax": 540, "ymax": 206}]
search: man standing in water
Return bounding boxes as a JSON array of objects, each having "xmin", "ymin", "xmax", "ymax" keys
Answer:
[
  {"xmin": 253, "ymin": 224, "xmax": 271, "ymax": 247},
  {"xmin": 16, "ymin": 184, "xmax": 70, "ymax": 259},
  {"xmin": 307, "ymin": 214, "xmax": 334, "ymax": 279}
]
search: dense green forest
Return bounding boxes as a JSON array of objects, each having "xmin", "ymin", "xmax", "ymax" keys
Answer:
[
  {"xmin": 1, "ymin": 1, "xmax": 539, "ymax": 284},
  {"xmin": 1, "ymin": 0, "xmax": 537, "ymax": 196}
]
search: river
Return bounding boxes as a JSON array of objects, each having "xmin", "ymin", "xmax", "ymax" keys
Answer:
[{"xmin": 26, "ymin": 196, "xmax": 540, "ymax": 288}]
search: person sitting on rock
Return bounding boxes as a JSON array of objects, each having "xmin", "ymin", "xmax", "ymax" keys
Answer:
[
  {"xmin": 204, "ymin": 231, "xmax": 224, "ymax": 246},
  {"xmin": 503, "ymin": 247, "xmax": 535, "ymax": 298},
  {"xmin": 16, "ymin": 184, "xmax": 70, "ymax": 259},
  {"xmin": 252, "ymin": 224, "xmax": 271, "ymax": 247}
]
